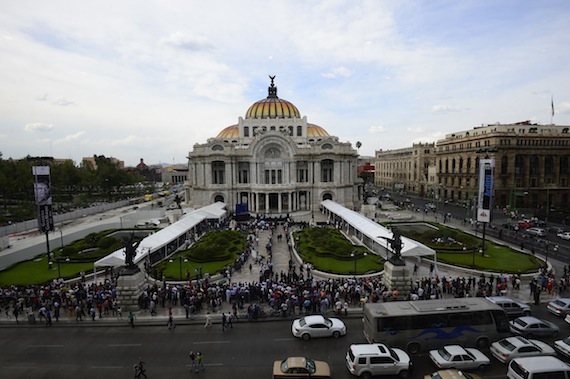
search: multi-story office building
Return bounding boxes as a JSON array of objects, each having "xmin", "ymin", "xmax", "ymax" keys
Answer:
[
  {"xmin": 435, "ymin": 121, "xmax": 570, "ymax": 214},
  {"xmin": 184, "ymin": 78, "xmax": 361, "ymax": 214},
  {"xmin": 374, "ymin": 143, "xmax": 436, "ymax": 197}
]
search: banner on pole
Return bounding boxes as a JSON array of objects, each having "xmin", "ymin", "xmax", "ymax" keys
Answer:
[
  {"xmin": 477, "ymin": 159, "xmax": 495, "ymax": 223},
  {"xmin": 33, "ymin": 166, "xmax": 54, "ymax": 232}
]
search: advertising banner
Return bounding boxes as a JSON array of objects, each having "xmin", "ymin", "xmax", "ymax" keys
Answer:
[
  {"xmin": 33, "ymin": 166, "xmax": 54, "ymax": 232},
  {"xmin": 477, "ymin": 159, "xmax": 495, "ymax": 223}
]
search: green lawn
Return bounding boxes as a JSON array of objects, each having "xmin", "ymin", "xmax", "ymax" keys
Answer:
[
  {"xmin": 294, "ymin": 228, "xmax": 385, "ymax": 275},
  {"xmin": 0, "ymin": 256, "xmax": 94, "ymax": 285},
  {"xmin": 388, "ymin": 221, "xmax": 543, "ymax": 273}
]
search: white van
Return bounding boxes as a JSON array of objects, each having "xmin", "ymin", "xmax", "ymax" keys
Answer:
[{"xmin": 507, "ymin": 356, "xmax": 570, "ymax": 379}]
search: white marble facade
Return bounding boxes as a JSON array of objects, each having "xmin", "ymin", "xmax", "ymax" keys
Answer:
[{"xmin": 184, "ymin": 78, "xmax": 361, "ymax": 215}]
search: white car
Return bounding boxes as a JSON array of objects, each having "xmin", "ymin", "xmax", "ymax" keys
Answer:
[
  {"xmin": 558, "ymin": 232, "xmax": 570, "ymax": 240},
  {"xmin": 547, "ymin": 298, "xmax": 570, "ymax": 317},
  {"xmin": 526, "ymin": 227, "xmax": 546, "ymax": 237},
  {"xmin": 554, "ymin": 337, "xmax": 570, "ymax": 358},
  {"xmin": 490, "ymin": 336, "xmax": 555, "ymax": 363},
  {"xmin": 291, "ymin": 315, "xmax": 346, "ymax": 340},
  {"xmin": 429, "ymin": 345, "xmax": 490, "ymax": 370}
]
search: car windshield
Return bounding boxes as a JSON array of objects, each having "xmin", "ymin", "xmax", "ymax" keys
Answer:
[
  {"xmin": 563, "ymin": 337, "xmax": 570, "ymax": 345},
  {"xmin": 553, "ymin": 300, "xmax": 568, "ymax": 307},
  {"xmin": 437, "ymin": 347, "xmax": 452, "ymax": 361},
  {"xmin": 323, "ymin": 317, "xmax": 333, "ymax": 327},
  {"xmin": 299, "ymin": 318, "xmax": 307, "ymax": 327},
  {"xmin": 305, "ymin": 358, "xmax": 316, "ymax": 374},
  {"xmin": 498, "ymin": 339, "xmax": 516, "ymax": 351},
  {"xmin": 513, "ymin": 318, "xmax": 528, "ymax": 328},
  {"xmin": 388, "ymin": 347, "xmax": 399, "ymax": 361}
]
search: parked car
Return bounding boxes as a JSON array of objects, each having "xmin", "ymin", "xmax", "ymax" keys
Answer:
[
  {"xmin": 558, "ymin": 232, "xmax": 570, "ymax": 241},
  {"xmin": 486, "ymin": 296, "xmax": 531, "ymax": 318},
  {"xmin": 525, "ymin": 227, "xmax": 546, "ymax": 237},
  {"xmin": 490, "ymin": 336, "xmax": 556, "ymax": 363},
  {"xmin": 554, "ymin": 336, "xmax": 570, "ymax": 358},
  {"xmin": 509, "ymin": 316, "xmax": 560, "ymax": 338},
  {"xmin": 429, "ymin": 345, "xmax": 490, "ymax": 370},
  {"xmin": 346, "ymin": 343, "xmax": 412, "ymax": 378},
  {"xmin": 273, "ymin": 357, "xmax": 331, "ymax": 379},
  {"xmin": 517, "ymin": 220, "xmax": 532, "ymax": 229},
  {"xmin": 424, "ymin": 369, "xmax": 482, "ymax": 379},
  {"xmin": 548, "ymin": 298, "xmax": 570, "ymax": 317},
  {"xmin": 291, "ymin": 315, "xmax": 346, "ymax": 340}
]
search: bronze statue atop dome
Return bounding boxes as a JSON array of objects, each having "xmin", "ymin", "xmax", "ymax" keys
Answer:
[{"xmin": 268, "ymin": 75, "xmax": 278, "ymax": 98}]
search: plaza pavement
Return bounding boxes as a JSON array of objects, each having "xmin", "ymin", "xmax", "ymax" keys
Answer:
[{"xmin": 0, "ymin": 206, "xmax": 558, "ymax": 327}]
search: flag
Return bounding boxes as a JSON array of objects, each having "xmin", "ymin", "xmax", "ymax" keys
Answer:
[{"xmin": 552, "ymin": 95, "xmax": 555, "ymax": 117}]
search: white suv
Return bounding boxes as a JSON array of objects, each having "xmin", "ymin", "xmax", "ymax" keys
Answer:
[{"xmin": 346, "ymin": 343, "xmax": 412, "ymax": 379}]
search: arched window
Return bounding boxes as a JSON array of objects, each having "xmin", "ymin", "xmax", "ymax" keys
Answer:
[
  {"xmin": 297, "ymin": 125, "xmax": 302, "ymax": 136},
  {"xmin": 212, "ymin": 145, "xmax": 224, "ymax": 151},
  {"xmin": 243, "ymin": 126, "xmax": 249, "ymax": 137}
]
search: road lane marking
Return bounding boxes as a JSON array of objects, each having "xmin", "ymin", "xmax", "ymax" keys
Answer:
[
  {"xmin": 92, "ymin": 366, "xmax": 124, "ymax": 369},
  {"xmin": 108, "ymin": 344, "xmax": 142, "ymax": 347},
  {"xmin": 27, "ymin": 345, "xmax": 64, "ymax": 348},
  {"xmin": 192, "ymin": 341, "xmax": 230, "ymax": 344}
]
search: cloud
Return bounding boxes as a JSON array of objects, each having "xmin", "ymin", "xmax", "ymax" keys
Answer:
[
  {"xmin": 54, "ymin": 131, "xmax": 85, "ymax": 144},
  {"xmin": 555, "ymin": 101, "xmax": 570, "ymax": 115},
  {"xmin": 24, "ymin": 123, "xmax": 54, "ymax": 132},
  {"xmin": 431, "ymin": 104, "xmax": 461, "ymax": 113},
  {"xmin": 321, "ymin": 66, "xmax": 353, "ymax": 79},
  {"xmin": 369, "ymin": 125, "xmax": 386, "ymax": 133},
  {"xmin": 53, "ymin": 97, "xmax": 75, "ymax": 106},
  {"xmin": 159, "ymin": 31, "xmax": 213, "ymax": 51},
  {"xmin": 407, "ymin": 126, "xmax": 424, "ymax": 133},
  {"xmin": 36, "ymin": 93, "xmax": 48, "ymax": 101}
]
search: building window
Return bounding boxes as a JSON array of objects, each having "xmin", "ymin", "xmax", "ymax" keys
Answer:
[
  {"xmin": 212, "ymin": 161, "xmax": 225, "ymax": 184},
  {"xmin": 297, "ymin": 126, "xmax": 302, "ymax": 136},
  {"xmin": 501, "ymin": 156, "xmax": 508, "ymax": 175},
  {"xmin": 530, "ymin": 155, "xmax": 539, "ymax": 176},
  {"xmin": 297, "ymin": 161, "xmax": 308, "ymax": 183},
  {"xmin": 561, "ymin": 156, "xmax": 569, "ymax": 175},
  {"xmin": 321, "ymin": 159, "xmax": 334, "ymax": 183},
  {"xmin": 238, "ymin": 162, "xmax": 249, "ymax": 184},
  {"xmin": 515, "ymin": 155, "xmax": 525, "ymax": 176},
  {"xmin": 244, "ymin": 127, "xmax": 249, "ymax": 137},
  {"xmin": 545, "ymin": 156, "xmax": 554, "ymax": 175}
]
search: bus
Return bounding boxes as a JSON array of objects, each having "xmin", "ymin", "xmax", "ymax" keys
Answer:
[{"xmin": 363, "ymin": 298, "xmax": 510, "ymax": 354}]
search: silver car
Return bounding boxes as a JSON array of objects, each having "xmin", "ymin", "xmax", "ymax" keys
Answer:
[
  {"xmin": 547, "ymin": 298, "xmax": 570, "ymax": 317},
  {"xmin": 509, "ymin": 316, "xmax": 559, "ymax": 338}
]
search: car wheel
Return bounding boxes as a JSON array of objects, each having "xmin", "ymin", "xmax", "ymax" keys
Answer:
[
  {"xmin": 553, "ymin": 330, "xmax": 559, "ymax": 337},
  {"xmin": 332, "ymin": 331, "xmax": 341, "ymax": 338},
  {"xmin": 361, "ymin": 372, "xmax": 372, "ymax": 379},
  {"xmin": 407, "ymin": 342, "xmax": 421, "ymax": 355},
  {"xmin": 479, "ymin": 364, "xmax": 488, "ymax": 371},
  {"xmin": 399, "ymin": 369, "xmax": 410, "ymax": 378},
  {"xmin": 302, "ymin": 333, "xmax": 310, "ymax": 341},
  {"xmin": 476, "ymin": 337, "xmax": 490, "ymax": 349}
]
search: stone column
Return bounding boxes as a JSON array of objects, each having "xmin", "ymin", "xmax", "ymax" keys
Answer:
[{"xmin": 116, "ymin": 269, "xmax": 146, "ymax": 311}]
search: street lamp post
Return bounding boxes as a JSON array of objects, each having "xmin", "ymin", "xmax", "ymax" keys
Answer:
[
  {"xmin": 351, "ymin": 251, "xmax": 367, "ymax": 275},
  {"xmin": 59, "ymin": 228, "xmax": 64, "ymax": 249}
]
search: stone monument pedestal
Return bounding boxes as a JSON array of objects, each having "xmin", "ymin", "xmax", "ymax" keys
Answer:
[
  {"xmin": 116, "ymin": 268, "xmax": 146, "ymax": 311},
  {"xmin": 383, "ymin": 261, "xmax": 411, "ymax": 300}
]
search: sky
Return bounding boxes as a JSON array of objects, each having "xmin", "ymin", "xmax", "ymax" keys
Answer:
[{"xmin": 1, "ymin": 0, "xmax": 569, "ymax": 167}]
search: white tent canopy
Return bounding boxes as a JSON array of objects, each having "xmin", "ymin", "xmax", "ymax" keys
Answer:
[
  {"xmin": 94, "ymin": 202, "xmax": 227, "ymax": 268},
  {"xmin": 320, "ymin": 200, "xmax": 435, "ymax": 257}
]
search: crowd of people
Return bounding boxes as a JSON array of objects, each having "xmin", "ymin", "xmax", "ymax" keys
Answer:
[{"xmin": 0, "ymin": 217, "xmax": 563, "ymax": 326}]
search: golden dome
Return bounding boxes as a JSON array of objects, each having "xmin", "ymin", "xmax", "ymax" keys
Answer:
[
  {"xmin": 217, "ymin": 124, "xmax": 239, "ymax": 139},
  {"xmin": 307, "ymin": 124, "xmax": 329, "ymax": 137},
  {"xmin": 245, "ymin": 76, "xmax": 300, "ymax": 119}
]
